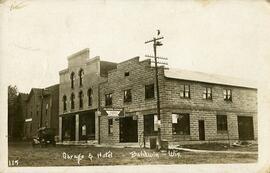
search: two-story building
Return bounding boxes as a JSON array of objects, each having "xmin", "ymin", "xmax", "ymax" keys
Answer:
[
  {"xmin": 58, "ymin": 49, "xmax": 257, "ymax": 147},
  {"xmin": 98, "ymin": 56, "xmax": 257, "ymax": 146}
]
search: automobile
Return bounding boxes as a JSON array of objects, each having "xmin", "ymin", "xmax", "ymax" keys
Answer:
[{"xmin": 32, "ymin": 127, "xmax": 56, "ymax": 147}]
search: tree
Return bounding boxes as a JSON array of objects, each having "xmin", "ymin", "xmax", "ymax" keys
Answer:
[{"xmin": 8, "ymin": 85, "xmax": 18, "ymax": 140}]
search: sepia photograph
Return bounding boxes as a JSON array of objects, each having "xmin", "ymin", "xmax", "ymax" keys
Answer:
[{"xmin": 1, "ymin": 0, "xmax": 270, "ymax": 173}]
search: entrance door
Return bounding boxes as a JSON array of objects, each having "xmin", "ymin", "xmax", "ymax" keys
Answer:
[
  {"xmin": 79, "ymin": 112, "xmax": 95, "ymax": 141},
  {"xmin": 119, "ymin": 116, "xmax": 138, "ymax": 142},
  {"xmin": 62, "ymin": 116, "xmax": 75, "ymax": 141},
  {"xmin": 198, "ymin": 120, "xmax": 205, "ymax": 140},
  {"xmin": 238, "ymin": 116, "xmax": 254, "ymax": 140}
]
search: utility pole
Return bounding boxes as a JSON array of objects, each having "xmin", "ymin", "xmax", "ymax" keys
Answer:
[{"xmin": 145, "ymin": 31, "xmax": 166, "ymax": 150}]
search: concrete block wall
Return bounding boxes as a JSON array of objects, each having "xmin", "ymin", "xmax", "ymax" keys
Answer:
[
  {"xmin": 99, "ymin": 115, "xmax": 120, "ymax": 144},
  {"xmin": 163, "ymin": 78, "xmax": 257, "ymax": 113},
  {"xmin": 100, "ymin": 57, "xmax": 165, "ymax": 112}
]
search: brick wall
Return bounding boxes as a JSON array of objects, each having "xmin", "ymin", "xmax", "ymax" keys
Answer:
[{"xmin": 59, "ymin": 49, "xmax": 117, "ymax": 116}]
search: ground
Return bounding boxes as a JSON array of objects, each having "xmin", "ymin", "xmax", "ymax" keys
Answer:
[{"xmin": 8, "ymin": 142, "xmax": 258, "ymax": 167}]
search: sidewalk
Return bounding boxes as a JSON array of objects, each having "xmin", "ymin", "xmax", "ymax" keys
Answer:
[{"xmin": 171, "ymin": 147, "xmax": 258, "ymax": 154}]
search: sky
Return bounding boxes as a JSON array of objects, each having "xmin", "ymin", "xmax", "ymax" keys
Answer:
[{"xmin": 1, "ymin": 0, "xmax": 270, "ymax": 93}]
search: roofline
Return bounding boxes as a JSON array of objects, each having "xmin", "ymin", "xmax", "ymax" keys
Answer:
[
  {"xmin": 67, "ymin": 48, "xmax": 89, "ymax": 60},
  {"xmin": 59, "ymin": 68, "xmax": 68, "ymax": 75},
  {"xmin": 164, "ymin": 76, "xmax": 257, "ymax": 90}
]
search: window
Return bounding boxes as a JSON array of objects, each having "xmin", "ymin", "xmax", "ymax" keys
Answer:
[
  {"xmin": 203, "ymin": 87, "xmax": 212, "ymax": 100},
  {"xmin": 172, "ymin": 113, "xmax": 190, "ymax": 135},
  {"xmin": 70, "ymin": 93, "xmax": 75, "ymax": 109},
  {"xmin": 70, "ymin": 72, "xmax": 75, "ymax": 89},
  {"xmin": 180, "ymin": 85, "xmax": 190, "ymax": 98},
  {"xmin": 45, "ymin": 105, "xmax": 48, "ymax": 116},
  {"xmin": 217, "ymin": 115, "xmax": 228, "ymax": 132},
  {"xmin": 223, "ymin": 89, "xmax": 232, "ymax": 101},
  {"xmin": 124, "ymin": 72, "xmax": 129, "ymax": 77},
  {"xmin": 105, "ymin": 93, "xmax": 112, "ymax": 106},
  {"xmin": 79, "ymin": 91, "xmax": 83, "ymax": 108},
  {"xmin": 144, "ymin": 114, "xmax": 158, "ymax": 135},
  {"xmin": 79, "ymin": 69, "xmax": 84, "ymax": 87},
  {"xmin": 124, "ymin": 89, "xmax": 132, "ymax": 103},
  {"xmin": 145, "ymin": 84, "xmax": 154, "ymax": 99},
  {"xmin": 63, "ymin": 95, "xmax": 67, "ymax": 111},
  {"xmin": 87, "ymin": 88, "xmax": 93, "ymax": 106},
  {"xmin": 108, "ymin": 118, "xmax": 113, "ymax": 134}
]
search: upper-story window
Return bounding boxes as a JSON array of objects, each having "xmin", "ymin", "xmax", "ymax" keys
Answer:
[
  {"xmin": 70, "ymin": 72, "xmax": 75, "ymax": 89},
  {"xmin": 124, "ymin": 89, "xmax": 132, "ymax": 103},
  {"xmin": 87, "ymin": 88, "xmax": 93, "ymax": 106},
  {"xmin": 145, "ymin": 84, "xmax": 154, "ymax": 99},
  {"xmin": 180, "ymin": 85, "xmax": 190, "ymax": 98},
  {"xmin": 70, "ymin": 93, "xmax": 75, "ymax": 109},
  {"xmin": 124, "ymin": 72, "xmax": 130, "ymax": 77},
  {"xmin": 105, "ymin": 93, "xmax": 112, "ymax": 106},
  {"xmin": 79, "ymin": 91, "xmax": 83, "ymax": 109},
  {"xmin": 223, "ymin": 89, "xmax": 232, "ymax": 101},
  {"xmin": 203, "ymin": 87, "xmax": 212, "ymax": 100},
  {"xmin": 79, "ymin": 69, "xmax": 84, "ymax": 87},
  {"xmin": 62, "ymin": 95, "xmax": 67, "ymax": 111}
]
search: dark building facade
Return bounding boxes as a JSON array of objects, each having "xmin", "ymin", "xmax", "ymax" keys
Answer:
[
  {"xmin": 23, "ymin": 84, "xmax": 59, "ymax": 139},
  {"xmin": 59, "ymin": 49, "xmax": 257, "ymax": 147}
]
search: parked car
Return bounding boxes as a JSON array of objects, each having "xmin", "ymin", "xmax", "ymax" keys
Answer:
[{"xmin": 32, "ymin": 127, "xmax": 56, "ymax": 147}]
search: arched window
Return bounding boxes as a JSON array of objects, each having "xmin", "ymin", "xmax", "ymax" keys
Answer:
[
  {"xmin": 70, "ymin": 72, "xmax": 75, "ymax": 89},
  {"xmin": 87, "ymin": 88, "xmax": 93, "ymax": 106},
  {"xmin": 78, "ymin": 69, "xmax": 84, "ymax": 87},
  {"xmin": 79, "ymin": 91, "xmax": 83, "ymax": 108},
  {"xmin": 70, "ymin": 93, "xmax": 75, "ymax": 109},
  {"xmin": 62, "ymin": 95, "xmax": 67, "ymax": 111}
]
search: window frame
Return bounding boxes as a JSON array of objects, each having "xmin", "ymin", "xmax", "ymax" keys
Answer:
[
  {"xmin": 62, "ymin": 95, "xmax": 67, "ymax": 111},
  {"xmin": 180, "ymin": 84, "xmax": 191, "ymax": 98},
  {"xmin": 78, "ymin": 91, "xmax": 83, "ymax": 109},
  {"xmin": 203, "ymin": 87, "xmax": 212, "ymax": 100},
  {"xmin": 124, "ymin": 72, "xmax": 130, "ymax": 77},
  {"xmin": 216, "ymin": 115, "xmax": 228, "ymax": 132},
  {"xmin": 70, "ymin": 72, "xmax": 75, "ymax": 89},
  {"xmin": 223, "ymin": 89, "xmax": 232, "ymax": 101},
  {"xmin": 105, "ymin": 93, "xmax": 113, "ymax": 106},
  {"xmin": 78, "ymin": 69, "xmax": 84, "ymax": 87},
  {"xmin": 87, "ymin": 88, "xmax": 93, "ymax": 107},
  {"xmin": 144, "ymin": 114, "xmax": 158, "ymax": 136},
  {"xmin": 123, "ymin": 89, "xmax": 132, "ymax": 103},
  {"xmin": 70, "ymin": 93, "xmax": 75, "ymax": 110},
  {"xmin": 172, "ymin": 113, "xmax": 190, "ymax": 135},
  {"xmin": 108, "ymin": 118, "xmax": 113, "ymax": 135},
  {"xmin": 145, "ymin": 84, "xmax": 155, "ymax": 99}
]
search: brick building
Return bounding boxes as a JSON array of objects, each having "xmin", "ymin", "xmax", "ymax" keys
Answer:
[
  {"xmin": 58, "ymin": 48, "xmax": 117, "ymax": 142},
  {"xmin": 23, "ymin": 84, "xmax": 59, "ymax": 139},
  {"xmin": 59, "ymin": 49, "xmax": 257, "ymax": 146}
]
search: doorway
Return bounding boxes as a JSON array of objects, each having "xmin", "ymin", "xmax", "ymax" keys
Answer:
[
  {"xmin": 62, "ymin": 115, "xmax": 75, "ymax": 141},
  {"xmin": 79, "ymin": 112, "xmax": 96, "ymax": 141},
  {"xmin": 237, "ymin": 116, "xmax": 254, "ymax": 140},
  {"xmin": 198, "ymin": 120, "xmax": 205, "ymax": 140},
  {"xmin": 119, "ymin": 116, "xmax": 138, "ymax": 142}
]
